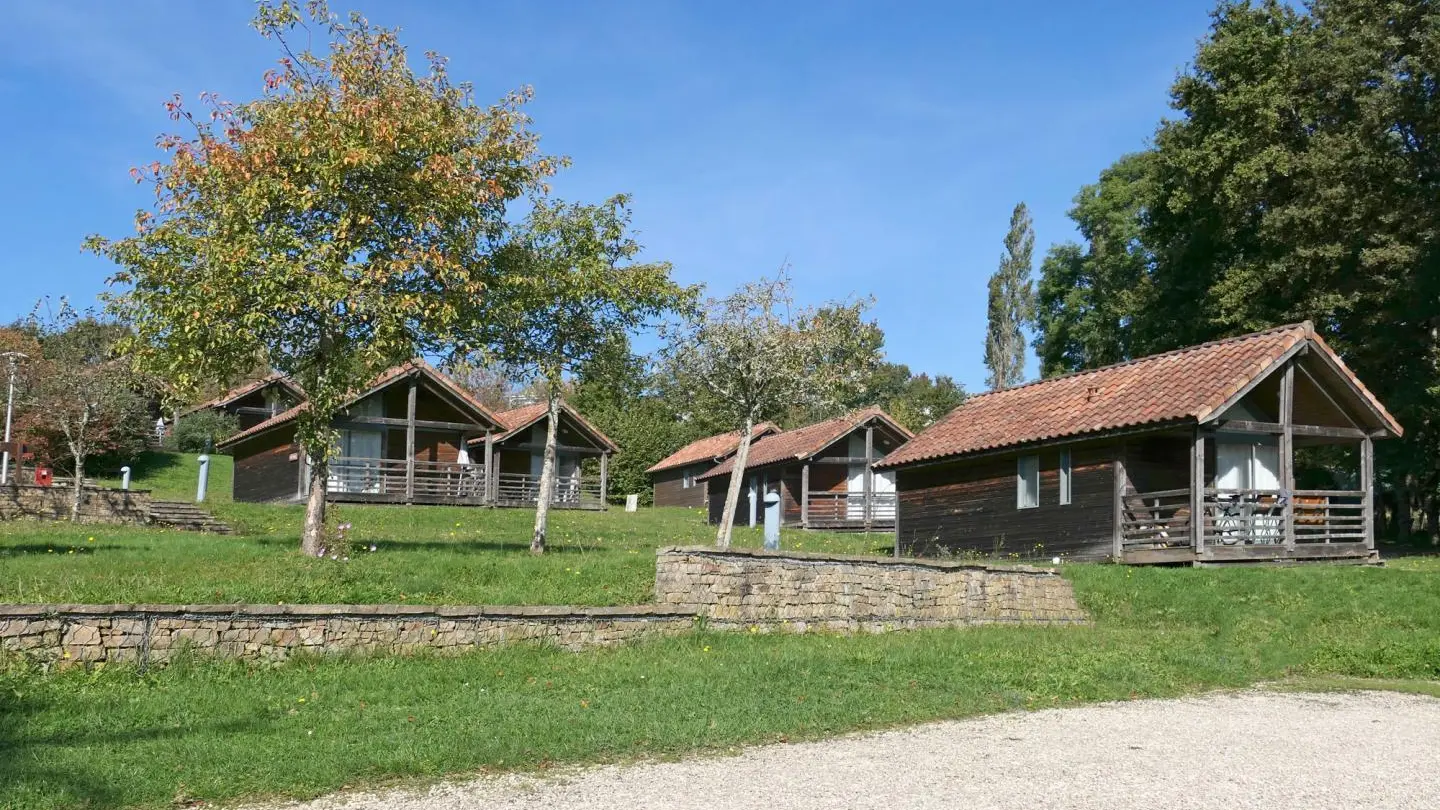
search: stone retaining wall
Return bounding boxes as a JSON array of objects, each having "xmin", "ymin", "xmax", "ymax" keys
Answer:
[
  {"xmin": 654, "ymin": 546, "xmax": 1088, "ymax": 631},
  {"xmin": 0, "ymin": 604, "xmax": 696, "ymax": 666},
  {"xmin": 0, "ymin": 484, "xmax": 151, "ymax": 525}
]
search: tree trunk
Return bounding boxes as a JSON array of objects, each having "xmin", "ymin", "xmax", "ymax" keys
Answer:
[
  {"xmin": 716, "ymin": 417, "xmax": 754, "ymax": 549},
  {"xmin": 69, "ymin": 453, "xmax": 85, "ymax": 522},
  {"xmin": 530, "ymin": 391, "xmax": 561, "ymax": 555},
  {"xmin": 301, "ymin": 454, "xmax": 327, "ymax": 557}
]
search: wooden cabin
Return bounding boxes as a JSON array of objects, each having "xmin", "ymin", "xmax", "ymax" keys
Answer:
[
  {"xmin": 878, "ymin": 323, "xmax": 1401, "ymax": 565},
  {"xmin": 184, "ymin": 374, "xmax": 304, "ymax": 430},
  {"xmin": 699, "ymin": 408, "xmax": 913, "ymax": 531},
  {"xmin": 470, "ymin": 400, "xmax": 618, "ymax": 511},
  {"xmin": 646, "ymin": 423, "xmax": 779, "ymax": 508}
]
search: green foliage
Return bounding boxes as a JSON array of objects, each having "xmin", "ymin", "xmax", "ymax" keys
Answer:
[
  {"xmin": 983, "ymin": 202, "xmax": 1035, "ymax": 390},
  {"xmin": 169, "ymin": 410, "xmax": 240, "ymax": 453}
]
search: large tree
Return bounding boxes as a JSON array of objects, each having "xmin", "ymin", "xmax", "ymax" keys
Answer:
[
  {"xmin": 482, "ymin": 195, "xmax": 691, "ymax": 553},
  {"xmin": 663, "ymin": 274, "xmax": 881, "ymax": 548},
  {"xmin": 88, "ymin": 1, "xmax": 555, "ymax": 554},
  {"xmin": 983, "ymin": 202, "xmax": 1035, "ymax": 390}
]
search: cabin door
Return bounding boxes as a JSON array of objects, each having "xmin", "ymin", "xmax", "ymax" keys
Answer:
[
  {"xmin": 846, "ymin": 434, "xmax": 867, "ymax": 518},
  {"xmin": 331, "ymin": 395, "xmax": 384, "ymax": 493}
]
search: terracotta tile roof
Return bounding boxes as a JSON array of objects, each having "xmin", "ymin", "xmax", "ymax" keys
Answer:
[
  {"xmin": 646, "ymin": 423, "xmax": 781, "ymax": 474},
  {"xmin": 698, "ymin": 408, "xmax": 913, "ymax": 481},
  {"xmin": 877, "ymin": 322, "xmax": 1400, "ymax": 470},
  {"xmin": 181, "ymin": 373, "xmax": 302, "ymax": 415},
  {"xmin": 477, "ymin": 399, "xmax": 621, "ymax": 452}
]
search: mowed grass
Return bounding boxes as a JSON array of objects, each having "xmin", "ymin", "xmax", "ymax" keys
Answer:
[
  {"xmin": 4, "ymin": 560, "xmax": 1440, "ymax": 809},
  {"xmin": 93, "ymin": 451, "xmax": 234, "ymax": 504}
]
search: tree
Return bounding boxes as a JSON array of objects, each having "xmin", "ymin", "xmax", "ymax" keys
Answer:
[
  {"xmin": 15, "ymin": 303, "xmax": 150, "ymax": 520},
  {"xmin": 984, "ymin": 202, "xmax": 1035, "ymax": 390},
  {"xmin": 663, "ymin": 274, "xmax": 882, "ymax": 548},
  {"xmin": 883, "ymin": 370, "xmax": 966, "ymax": 432},
  {"xmin": 87, "ymin": 1, "xmax": 556, "ymax": 555},
  {"xmin": 482, "ymin": 195, "xmax": 692, "ymax": 553}
]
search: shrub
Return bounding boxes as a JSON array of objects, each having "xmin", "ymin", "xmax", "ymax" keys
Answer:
[{"xmin": 172, "ymin": 410, "xmax": 240, "ymax": 453}]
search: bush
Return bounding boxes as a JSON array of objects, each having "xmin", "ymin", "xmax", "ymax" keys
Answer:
[{"xmin": 172, "ymin": 410, "xmax": 240, "ymax": 453}]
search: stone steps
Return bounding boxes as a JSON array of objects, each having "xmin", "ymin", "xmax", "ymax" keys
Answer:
[{"xmin": 149, "ymin": 500, "xmax": 234, "ymax": 534}]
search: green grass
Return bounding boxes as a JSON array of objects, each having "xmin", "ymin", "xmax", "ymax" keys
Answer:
[
  {"xmin": 93, "ymin": 451, "xmax": 234, "ymax": 504},
  {"xmin": 4, "ymin": 561, "xmax": 1440, "ymax": 809}
]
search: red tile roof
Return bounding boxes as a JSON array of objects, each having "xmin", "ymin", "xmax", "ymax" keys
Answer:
[
  {"xmin": 878, "ymin": 322, "xmax": 1400, "ymax": 470},
  {"xmin": 646, "ymin": 423, "xmax": 780, "ymax": 474},
  {"xmin": 181, "ymin": 373, "xmax": 302, "ymax": 415},
  {"xmin": 698, "ymin": 408, "xmax": 912, "ymax": 480},
  {"xmin": 478, "ymin": 399, "xmax": 620, "ymax": 452}
]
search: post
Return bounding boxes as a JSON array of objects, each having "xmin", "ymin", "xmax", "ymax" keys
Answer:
[
  {"xmin": 196, "ymin": 454, "xmax": 210, "ymax": 503},
  {"xmin": 763, "ymin": 489, "xmax": 781, "ymax": 550},
  {"xmin": 1279, "ymin": 362, "xmax": 1295, "ymax": 550},
  {"xmin": 1361, "ymin": 434, "xmax": 1375, "ymax": 552},
  {"xmin": 863, "ymin": 425, "xmax": 874, "ymax": 529},
  {"xmin": 1191, "ymin": 430, "xmax": 1205, "ymax": 556},
  {"xmin": 800, "ymin": 462, "xmax": 810, "ymax": 528},
  {"xmin": 1, "ymin": 352, "xmax": 24, "ymax": 486},
  {"xmin": 599, "ymin": 452, "xmax": 609, "ymax": 510},
  {"xmin": 121, "ymin": 466, "xmax": 131, "ymax": 491},
  {"xmin": 296, "ymin": 446, "xmax": 308, "ymax": 501},
  {"xmin": 404, "ymin": 374, "xmax": 417, "ymax": 504},
  {"xmin": 482, "ymin": 431, "xmax": 495, "ymax": 505},
  {"xmin": 1112, "ymin": 453, "xmax": 1126, "ymax": 562}
]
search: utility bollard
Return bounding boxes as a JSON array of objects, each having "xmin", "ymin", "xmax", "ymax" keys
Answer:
[
  {"xmin": 196, "ymin": 455, "xmax": 210, "ymax": 503},
  {"xmin": 763, "ymin": 489, "xmax": 781, "ymax": 551},
  {"xmin": 625, "ymin": 494, "xmax": 639, "ymax": 513},
  {"xmin": 120, "ymin": 466, "xmax": 131, "ymax": 491}
]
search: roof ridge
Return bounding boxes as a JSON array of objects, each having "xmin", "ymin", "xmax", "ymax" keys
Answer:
[{"xmin": 965, "ymin": 321, "xmax": 1312, "ymax": 400}]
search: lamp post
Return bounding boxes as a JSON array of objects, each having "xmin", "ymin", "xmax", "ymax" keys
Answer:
[{"xmin": 1, "ymin": 351, "xmax": 27, "ymax": 486}]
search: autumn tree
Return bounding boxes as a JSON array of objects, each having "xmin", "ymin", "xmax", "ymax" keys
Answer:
[
  {"xmin": 983, "ymin": 202, "xmax": 1035, "ymax": 390},
  {"xmin": 663, "ymin": 274, "xmax": 881, "ymax": 548},
  {"xmin": 87, "ymin": 1, "xmax": 556, "ymax": 554},
  {"xmin": 480, "ymin": 195, "xmax": 691, "ymax": 553}
]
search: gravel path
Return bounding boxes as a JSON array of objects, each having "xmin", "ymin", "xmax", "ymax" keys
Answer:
[{"xmin": 263, "ymin": 690, "xmax": 1440, "ymax": 810}]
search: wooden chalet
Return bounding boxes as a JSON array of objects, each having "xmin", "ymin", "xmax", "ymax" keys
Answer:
[
  {"xmin": 877, "ymin": 323, "xmax": 1401, "ymax": 565},
  {"xmin": 646, "ymin": 423, "xmax": 780, "ymax": 508},
  {"xmin": 218, "ymin": 361, "xmax": 502, "ymax": 506},
  {"xmin": 698, "ymin": 408, "xmax": 913, "ymax": 531},
  {"xmin": 184, "ymin": 374, "xmax": 304, "ymax": 430},
  {"xmin": 469, "ymin": 400, "xmax": 619, "ymax": 511}
]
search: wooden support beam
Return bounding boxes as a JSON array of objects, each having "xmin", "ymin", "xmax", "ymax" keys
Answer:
[
  {"xmin": 498, "ymin": 442, "xmax": 607, "ymax": 455},
  {"xmin": 335, "ymin": 416, "xmax": 485, "ymax": 432},
  {"xmin": 599, "ymin": 452, "xmax": 609, "ymax": 511},
  {"xmin": 1191, "ymin": 430, "xmax": 1205, "ymax": 555},
  {"xmin": 1112, "ymin": 453, "xmax": 1126, "ymax": 562},
  {"xmin": 1213, "ymin": 419, "xmax": 1372, "ymax": 440},
  {"xmin": 800, "ymin": 462, "xmax": 810, "ymax": 529},
  {"xmin": 1361, "ymin": 434, "xmax": 1375, "ymax": 552},
  {"xmin": 1280, "ymin": 362, "xmax": 1295, "ymax": 550},
  {"xmin": 404, "ymin": 375, "xmax": 417, "ymax": 504},
  {"xmin": 863, "ymin": 426, "xmax": 874, "ymax": 529},
  {"xmin": 482, "ymin": 432, "xmax": 495, "ymax": 505},
  {"xmin": 806, "ymin": 455, "xmax": 887, "ymax": 465}
]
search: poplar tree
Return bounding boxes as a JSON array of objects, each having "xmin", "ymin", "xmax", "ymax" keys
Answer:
[{"xmin": 983, "ymin": 202, "xmax": 1035, "ymax": 390}]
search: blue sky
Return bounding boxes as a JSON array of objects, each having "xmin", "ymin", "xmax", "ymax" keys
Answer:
[{"xmin": 0, "ymin": 0, "xmax": 1215, "ymax": 392}]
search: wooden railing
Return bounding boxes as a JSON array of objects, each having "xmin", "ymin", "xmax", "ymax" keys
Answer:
[
  {"xmin": 494, "ymin": 472, "xmax": 603, "ymax": 508},
  {"xmin": 327, "ymin": 457, "xmax": 486, "ymax": 501},
  {"xmin": 805, "ymin": 492, "xmax": 898, "ymax": 526},
  {"xmin": 1122, "ymin": 487, "xmax": 1369, "ymax": 549},
  {"xmin": 1291, "ymin": 489, "xmax": 1366, "ymax": 544},
  {"xmin": 1120, "ymin": 488, "xmax": 1192, "ymax": 549}
]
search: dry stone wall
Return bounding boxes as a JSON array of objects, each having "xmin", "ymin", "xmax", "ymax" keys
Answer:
[
  {"xmin": 0, "ymin": 604, "xmax": 696, "ymax": 666},
  {"xmin": 654, "ymin": 546, "xmax": 1088, "ymax": 631},
  {"xmin": 0, "ymin": 485, "xmax": 151, "ymax": 525}
]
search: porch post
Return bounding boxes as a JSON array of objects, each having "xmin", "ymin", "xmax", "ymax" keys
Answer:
[
  {"xmin": 1279, "ymin": 362, "xmax": 1295, "ymax": 550},
  {"xmin": 1192, "ymin": 429, "xmax": 1205, "ymax": 556},
  {"xmin": 482, "ymin": 431, "xmax": 494, "ymax": 506},
  {"xmin": 863, "ymin": 425, "xmax": 874, "ymax": 529},
  {"xmin": 599, "ymin": 451, "xmax": 609, "ymax": 510},
  {"xmin": 404, "ymin": 374, "xmax": 417, "ymax": 504},
  {"xmin": 1361, "ymin": 434, "xmax": 1375, "ymax": 552},
  {"xmin": 1111, "ymin": 451, "xmax": 1126, "ymax": 562},
  {"xmin": 800, "ymin": 462, "xmax": 810, "ymax": 528}
]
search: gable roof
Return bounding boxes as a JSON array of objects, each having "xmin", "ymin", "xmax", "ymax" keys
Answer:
[
  {"xmin": 698, "ymin": 408, "xmax": 913, "ymax": 481},
  {"xmin": 877, "ymin": 322, "xmax": 1401, "ymax": 470},
  {"xmin": 181, "ymin": 374, "xmax": 303, "ymax": 416},
  {"xmin": 216, "ymin": 360, "xmax": 501, "ymax": 449},
  {"xmin": 646, "ymin": 423, "xmax": 781, "ymax": 474},
  {"xmin": 472, "ymin": 399, "xmax": 620, "ymax": 453}
]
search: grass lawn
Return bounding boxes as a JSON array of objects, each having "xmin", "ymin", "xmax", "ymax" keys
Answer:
[{"xmin": 93, "ymin": 451, "xmax": 234, "ymax": 504}]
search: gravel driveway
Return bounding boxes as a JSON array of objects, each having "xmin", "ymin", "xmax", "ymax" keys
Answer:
[{"xmin": 264, "ymin": 690, "xmax": 1440, "ymax": 810}]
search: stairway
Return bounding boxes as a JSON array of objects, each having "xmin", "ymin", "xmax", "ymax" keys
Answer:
[{"xmin": 149, "ymin": 500, "xmax": 234, "ymax": 534}]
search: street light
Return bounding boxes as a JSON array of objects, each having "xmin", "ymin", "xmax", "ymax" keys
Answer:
[{"xmin": 1, "ymin": 351, "xmax": 27, "ymax": 486}]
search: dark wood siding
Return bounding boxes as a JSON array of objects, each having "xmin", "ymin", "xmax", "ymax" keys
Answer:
[
  {"xmin": 896, "ymin": 441, "xmax": 1118, "ymax": 561},
  {"xmin": 653, "ymin": 465, "xmax": 709, "ymax": 508},
  {"xmin": 231, "ymin": 427, "xmax": 300, "ymax": 503}
]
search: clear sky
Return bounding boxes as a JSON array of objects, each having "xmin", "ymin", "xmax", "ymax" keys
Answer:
[{"xmin": 0, "ymin": 0, "xmax": 1216, "ymax": 393}]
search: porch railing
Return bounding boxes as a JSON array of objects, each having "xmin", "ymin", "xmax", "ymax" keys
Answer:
[
  {"xmin": 327, "ymin": 457, "xmax": 487, "ymax": 501},
  {"xmin": 805, "ymin": 492, "xmax": 898, "ymax": 525},
  {"xmin": 1121, "ymin": 487, "xmax": 1368, "ymax": 550},
  {"xmin": 494, "ymin": 472, "xmax": 603, "ymax": 508},
  {"xmin": 1120, "ymin": 488, "xmax": 1192, "ymax": 549}
]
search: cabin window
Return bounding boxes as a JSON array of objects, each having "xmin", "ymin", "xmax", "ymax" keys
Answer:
[
  {"xmin": 1017, "ymin": 455, "xmax": 1039, "ymax": 509},
  {"xmin": 1059, "ymin": 450, "xmax": 1072, "ymax": 505},
  {"xmin": 682, "ymin": 467, "xmax": 695, "ymax": 489},
  {"xmin": 1215, "ymin": 438, "xmax": 1280, "ymax": 492}
]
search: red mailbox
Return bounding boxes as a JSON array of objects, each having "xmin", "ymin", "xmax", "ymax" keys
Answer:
[{"xmin": 33, "ymin": 466, "xmax": 53, "ymax": 487}]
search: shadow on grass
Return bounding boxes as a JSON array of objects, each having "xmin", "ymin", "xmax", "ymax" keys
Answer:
[
  {"xmin": 245, "ymin": 535, "xmax": 604, "ymax": 555},
  {"xmin": 98, "ymin": 450, "xmax": 183, "ymax": 481}
]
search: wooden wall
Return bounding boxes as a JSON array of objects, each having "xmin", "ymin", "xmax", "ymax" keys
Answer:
[
  {"xmin": 231, "ymin": 428, "xmax": 301, "ymax": 503},
  {"xmin": 653, "ymin": 465, "xmax": 708, "ymax": 508},
  {"xmin": 895, "ymin": 441, "xmax": 1118, "ymax": 561}
]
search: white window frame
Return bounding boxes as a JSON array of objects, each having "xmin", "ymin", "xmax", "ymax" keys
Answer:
[
  {"xmin": 682, "ymin": 467, "xmax": 695, "ymax": 489},
  {"xmin": 1059, "ymin": 450, "xmax": 1072, "ymax": 506},
  {"xmin": 1017, "ymin": 455, "xmax": 1040, "ymax": 509}
]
